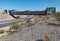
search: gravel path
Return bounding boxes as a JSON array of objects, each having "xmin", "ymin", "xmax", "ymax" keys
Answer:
[{"xmin": 0, "ymin": 22, "xmax": 60, "ymax": 41}]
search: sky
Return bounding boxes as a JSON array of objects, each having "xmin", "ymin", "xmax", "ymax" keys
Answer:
[{"xmin": 0, "ymin": 0, "xmax": 60, "ymax": 12}]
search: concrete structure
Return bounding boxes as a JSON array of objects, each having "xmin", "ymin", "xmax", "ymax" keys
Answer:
[
  {"xmin": 46, "ymin": 7, "xmax": 56, "ymax": 14},
  {"xmin": 0, "ymin": 11, "xmax": 13, "ymax": 21}
]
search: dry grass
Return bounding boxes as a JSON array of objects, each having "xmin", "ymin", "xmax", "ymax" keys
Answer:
[
  {"xmin": 44, "ymin": 35, "xmax": 51, "ymax": 41},
  {"xmin": 16, "ymin": 16, "xmax": 20, "ymax": 19},
  {"xmin": 0, "ymin": 30, "xmax": 5, "ymax": 34},
  {"xmin": 11, "ymin": 23, "xmax": 19, "ymax": 30},
  {"xmin": 55, "ymin": 12, "xmax": 60, "ymax": 21}
]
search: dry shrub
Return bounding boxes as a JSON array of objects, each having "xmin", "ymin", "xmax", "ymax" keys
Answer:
[
  {"xmin": 0, "ymin": 30, "xmax": 5, "ymax": 34},
  {"xmin": 44, "ymin": 35, "xmax": 51, "ymax": 41},
  {"xmin": 56, "ymin": 12, "xmax": 60, "ymax": 21},
  {"xmin": 11, "ymin": 23, "xmax": 19, "ymax": 30}
]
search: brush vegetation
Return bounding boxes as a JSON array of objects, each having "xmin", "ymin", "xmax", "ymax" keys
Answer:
[
  {"xmin": 44, "ymin": 35, "xmax": 51, "ymax": 41},
  {"xmin": 0, "ymin": 30, "xmax": 5, "ymax": 34},
  {"xmin": 56, "ymin": 12, "xmax": 60, "ymax": 21},
  {"xmin": 11, "ymin": 23, "xmax": 19, "ymax": 30}
]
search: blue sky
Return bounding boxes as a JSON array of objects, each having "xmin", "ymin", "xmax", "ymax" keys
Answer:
[{"xmin": 0, "ymin": 0, "xmax": 60, "ymax": 12}]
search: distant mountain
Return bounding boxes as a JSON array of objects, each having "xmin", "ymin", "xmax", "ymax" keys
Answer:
[{"xmin": 9, "ymin": 10, "xmax": 46, "ymax": 15}]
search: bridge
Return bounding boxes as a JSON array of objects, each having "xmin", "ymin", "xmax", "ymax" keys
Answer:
[{"xmin": 4, "ymin": 7, "xmax": 56, "ymax": 18}]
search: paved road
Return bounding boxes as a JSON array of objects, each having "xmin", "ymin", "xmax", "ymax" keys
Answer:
[{"xmin": 0, "ymin": 18, "xmax": 31, "ymax": 28}]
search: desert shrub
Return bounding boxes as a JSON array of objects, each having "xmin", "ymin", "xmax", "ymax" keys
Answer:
[
  {"xmin": 44, "ymin": 35, "xmax": 51, "ymax": 41},
  {"xmin": 38, "ymin": 15, "xmax": 42, "ymax": 18},
  {"xmin": 11, "ymin": 23, "xmax": 19, "ymax": 30},
  {"xmin": 0, "ymin": 30, "xmax": 5, "ymax": 34},
  {"xmin": 26, "ymin": 19, "xmax": 32, "ymax": 23},
  {"xmin": 16, "ymin": 16, "xmax": 20, "ymax": 19},
  {"xmin": 56, "ymin": 12, "xmax": 60, "ymax": 21},
  {"xmin": 20, "ymin": 22, "xmax": 25, "ymax": 26}
]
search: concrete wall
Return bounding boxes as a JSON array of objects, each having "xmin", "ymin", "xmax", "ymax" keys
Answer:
[{"xmin": 0, "ymin": 11, "xmax": 13, "ymax": 21}]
